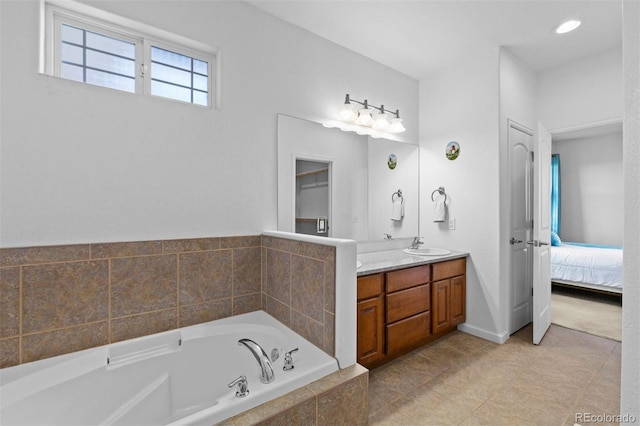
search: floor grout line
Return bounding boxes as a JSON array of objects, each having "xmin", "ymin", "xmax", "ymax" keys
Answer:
[{"xmin": 368, "ymin": 324, "xmax": 622, "ymax": 425}]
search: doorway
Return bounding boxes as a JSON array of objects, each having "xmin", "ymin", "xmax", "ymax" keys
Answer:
[
  {"xmin": 548, "ymin": 121, "xmax": 624, "ymax": 341},
  {"xmin": 508, "ymin": 121, "xmax": 534, "ymax": 335},
  {"xmin": 295, "ymin": 159, "xmax": 331, "ymax": 237}
]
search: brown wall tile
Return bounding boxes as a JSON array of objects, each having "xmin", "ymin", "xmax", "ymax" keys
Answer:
[
  {"xmin": 179, "ymin": 250, "xmax": 232, "ymax": 304},
  {"xmin": 111, "ymin": 255, "xmax": 177, "ymax": 317},
  {"xmin": 0, "ymin": 338, "xmax": 20, "ymax": 368},
  {"xmin": 315, "ymin": 372, "xmax": 368, "ymax": 426},
  {"xmin": 162, "ymin": 238, "xmax": 220, "ymax": 254},
  {"xmin": 0, "ymin": 245, "xmax": 89, "ymax": 268},
  {"xmin": 0, "ymin": 267, "xmax": 20, "ymax": 338},
  {"xmin": 22, "ymin": 322, "xmax": 109, "ymax": 363},
  {"xmin": 179, "ymin": 299, "xmax": 232, "ymax": 327},
  {"xmin": 110, "ymin": 309, "xmax": 177, "ymax": 343},
  {"xmin": 290, "ymin": 310, "xmax": 324, "ymax": 350},
  {"xmin": 265, "ymin": 249, "xmax": 291, "ymax": 304},
  {"xmin": 324, "ymin": 255, "xmax": 336, "ymax": 314},
  {"xmin": 291, "ymin": 255, "xmax": 324, "ymax": 323},
  {"xmin": 0, "ymin": 234, "xmax": 339, "ymax": 369},
  {"xmin": 221, "ymin": 235, "xmax": 261, "ymax": 249},
  {"xmin": 218, "ymin": 387, "xmax": 316, "ymax": 426},
  {"xmin": 258, "ymin": 398, "xmax": 317, "ymax": 426},
  {"xmin": 323, "ymin": 311, "xmax": 335, "ymax": 356},
  {"xmin": 233, "ymin": 247, "xmax": 261, "ymax": 296},
  {"xmin": 233, "ymin": 293, "xmax": 261, "ymax": 316},
  {"xmin": 264, "ymin": 295, "xmax": 290, "ymax": 327},
  {"xmin": 22, "ymin": 261, "xmax": 109, "ymax": 333},
  {"xmin": 91, "ymin": 241, "xmax": 162, "ymax": 259}
]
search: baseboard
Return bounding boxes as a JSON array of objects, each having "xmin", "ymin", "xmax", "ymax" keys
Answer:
[{"xmin": 457, "ymin": 323, "xmax": 509, "ymax": 344}]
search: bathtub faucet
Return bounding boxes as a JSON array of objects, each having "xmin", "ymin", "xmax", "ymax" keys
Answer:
[{"xmin": 238, "ymin": 338, "xmax": 275, "ymax": 384}]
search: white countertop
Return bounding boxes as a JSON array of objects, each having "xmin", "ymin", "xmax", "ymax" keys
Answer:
[{"xmin": 357, "ymin": 248, "xmax": 469, "ymax": 276}]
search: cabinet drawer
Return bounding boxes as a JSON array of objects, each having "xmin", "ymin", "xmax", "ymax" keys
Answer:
[
  {"xmin": 357, "ymin": 274, "xmax": 384, "ymax": 301},
  {"xmin": 386, "ymin": 311, "xmax": 431, "ymax": 354},
  {"xmin": 386, "ymin": 284, "xmax": 430, "ymax": 323},
  {"xmin": 432, "ymin": 258, "xmax": 466, "ymax": 281},
  {"xmin": 386, "ymin": 265, "xmax": 430, "ymax": 293}
]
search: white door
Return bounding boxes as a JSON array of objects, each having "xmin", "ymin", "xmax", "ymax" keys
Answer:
[
  {"xmin": 509, "ymin": 122, "xmax": 533, "ymax": 334},
  {"xmin": 531, "ymin": 122, "xmax": 552, "ymax": 345}
]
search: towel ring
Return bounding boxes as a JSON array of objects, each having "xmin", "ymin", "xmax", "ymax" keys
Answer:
[
  {"xmin": 392, "ymin": 189, "xmax": 403, "ymax": 202},
  {"xmin": 431, "ymin": 187, "xmax": 447, "ymax": 203}
]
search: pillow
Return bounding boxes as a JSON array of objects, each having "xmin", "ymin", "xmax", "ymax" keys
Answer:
[{"xmin": 551, "ymin": 232, "xmax": 561, "ymax": 246}]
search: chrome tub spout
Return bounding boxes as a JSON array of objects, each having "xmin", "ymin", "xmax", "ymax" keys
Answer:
[{"xmin": 238, "ymin": 338, "xmax": 275, "ymax": 384}]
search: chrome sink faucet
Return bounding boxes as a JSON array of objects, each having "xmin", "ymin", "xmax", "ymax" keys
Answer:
[
  {"xmin": 409, "ymin": 236, "xmax": 424, "ymax": 249},
  {"xmin": 238, "ymin": 338, "xmax": 275, "ymax": 384}
]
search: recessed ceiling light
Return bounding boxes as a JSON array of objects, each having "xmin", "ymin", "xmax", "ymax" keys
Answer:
[{"xmin": 554, "ymin": 19, "xmax": 581, "ymax": 34}]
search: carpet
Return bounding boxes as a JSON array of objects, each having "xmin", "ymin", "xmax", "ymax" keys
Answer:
[{"xmin": 551, "ymin": 285, "xmax": 622, "ymax": 341}]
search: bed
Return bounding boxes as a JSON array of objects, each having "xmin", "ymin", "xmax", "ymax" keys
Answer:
[{"xmin": 550, "ymin": 242, "xmax": 623, "ymax": 294}]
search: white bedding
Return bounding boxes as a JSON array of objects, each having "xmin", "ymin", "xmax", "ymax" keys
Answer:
[{"xmin": 551, "ymin": 244, "xmax": 623, "ymax": 291}]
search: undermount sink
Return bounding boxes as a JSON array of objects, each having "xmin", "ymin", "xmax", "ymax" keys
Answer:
[{"xmin": 403, "ymin": 248, "xmax": 451, "ymax": 256}]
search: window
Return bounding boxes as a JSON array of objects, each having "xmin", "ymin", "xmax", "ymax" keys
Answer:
[
  {"xmin": 44, "ymin": 2, "xmax": 217, "ymax": 107},
  {"xmin": 150, "ymin": 46, "xmax": 209, "ymax": 106},
  {"xmin": 60, "ymin": 23, "xmax": 137, "ymax": 93}
]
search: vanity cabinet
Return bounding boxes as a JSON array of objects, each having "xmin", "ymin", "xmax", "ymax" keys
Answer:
[
  {"xmin": 356, "ymin": 273, "xmax": 385, "ymax": 366},
  {"xmin": 357, "ymin": 257, "xmax": 466, "ymax": 369},
  {"xmin": 432, "ymin": 259, "xmax": 466, "ymax": 334}
]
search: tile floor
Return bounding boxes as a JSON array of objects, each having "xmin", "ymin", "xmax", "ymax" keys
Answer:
[{"xmin": 368, "ymin": 324, "xmax": 621, "ymax": 425}]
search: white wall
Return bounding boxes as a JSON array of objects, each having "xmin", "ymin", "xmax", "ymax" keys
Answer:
[
  {"xmin": 621, "ymin": 0, "xmax": 640, "ymax": 419},
  {"xmin": 538, "ymin": 47, "xmax": 623, "ymax": 131},
  {"xmin": 552, "ymin": 131, "xmax": 624, "ymax": 246},
  {"xmin": 0, "ymin": 0, "xmax": 418, "ymax": 248},
  {"xmin": 367, "ymin": 139, "xmax": 419, "ymax": 240},
  {"xmin": 419, "ymin": 49, "xmax": 503, "ymax": 342}
]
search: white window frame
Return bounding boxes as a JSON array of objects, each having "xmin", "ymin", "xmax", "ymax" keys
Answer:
[{"xmin": 41, "ymin": 0, "xmax": 220, "ymax": 108}]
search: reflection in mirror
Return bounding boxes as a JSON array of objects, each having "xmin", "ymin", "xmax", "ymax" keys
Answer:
[
  {"xmin": 296, "ymin": 160, "xmax": 330, "ymax": 237},
  {"xmin": 278, "ymin": 114, "xmax": 419, "ymax": 242}
]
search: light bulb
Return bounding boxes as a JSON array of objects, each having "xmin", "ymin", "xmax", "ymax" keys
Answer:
[
  {"xmin": 389, "ymin": 117, "xmax": 406, "ymax": 133},
  {"xmin": 372, "ymin": 112, "xmax": 390, "ymax": 131},
  {"xmin": 339, "ymin": 103, "xmax": 357, "ymax": 121},
  {"xmin": 355, "ymin": 108, "xmax": 373, "ymax": 126}
]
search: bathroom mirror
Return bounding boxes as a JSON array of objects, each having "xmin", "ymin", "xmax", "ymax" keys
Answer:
[{"xmin": 277, "ymin": 114, "xmax": 419, "ymax": 242}]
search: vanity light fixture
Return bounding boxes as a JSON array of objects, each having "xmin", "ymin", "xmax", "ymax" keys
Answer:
[
  {"xmin": 554, "ymin": 19, "xmax": 581, "ymax": 34},
  {"xmin": 340, "ymin": 94, "xmax": 406, "ymax": 133}
]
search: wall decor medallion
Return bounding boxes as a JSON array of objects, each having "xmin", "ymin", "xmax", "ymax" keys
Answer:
[
  {"xmin": 446, "ymin": 141, "xmax": 460, "ymax": 160},
  {"xmin": 388, "ymin": 154, "xmax": 397, "ymax": 170}
]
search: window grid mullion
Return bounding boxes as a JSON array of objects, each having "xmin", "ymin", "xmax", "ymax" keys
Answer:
[{"xmin": 82, "ymin": 28, "xmax": 87, "ymax": 83}]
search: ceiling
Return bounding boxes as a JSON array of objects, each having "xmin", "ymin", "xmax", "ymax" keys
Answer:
[{"xmin": 247, "ymin": 0, "xmax": 623, "ymax": 79}]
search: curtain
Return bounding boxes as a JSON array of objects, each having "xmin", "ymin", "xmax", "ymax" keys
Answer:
[{"xmin": 551, "ymin": 154, "xmax": 561, "ymax": 234}]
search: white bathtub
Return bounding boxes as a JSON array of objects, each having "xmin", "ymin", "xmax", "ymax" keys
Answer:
[{"xmin": 0, "ymin": 311, "xmax": 339, "ymax": 425}]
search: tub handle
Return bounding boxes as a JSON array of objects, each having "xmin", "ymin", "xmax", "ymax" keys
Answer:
[
  {"xmin": 227, "ymin": 375, "xmax": 249, "ymax": 398},
  {"xmin": 283, "ymin": 348, "xmax": 299, "ymax": 371}
]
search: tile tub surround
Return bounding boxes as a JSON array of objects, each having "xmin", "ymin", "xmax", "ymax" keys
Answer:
[{"xmin": 0, "ymin": 234, "xmax": 338, "ymax": 368}]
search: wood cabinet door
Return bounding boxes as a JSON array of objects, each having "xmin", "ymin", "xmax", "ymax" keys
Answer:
[
  {"xmin": 357, "ymin": 296, "xmax": 384, "ymax": 366},
  {"xmin": 431, "ymin": 279, "xmax": 451, "ymax": 334},
  {"xmin": 451, "ymin": 275, "xmax": 466, "ymax": 325}
]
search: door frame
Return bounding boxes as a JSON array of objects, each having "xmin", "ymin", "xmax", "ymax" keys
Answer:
[{"xmin": 291, "ymin": 153, "xmax": 333, "ymax": 237}]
